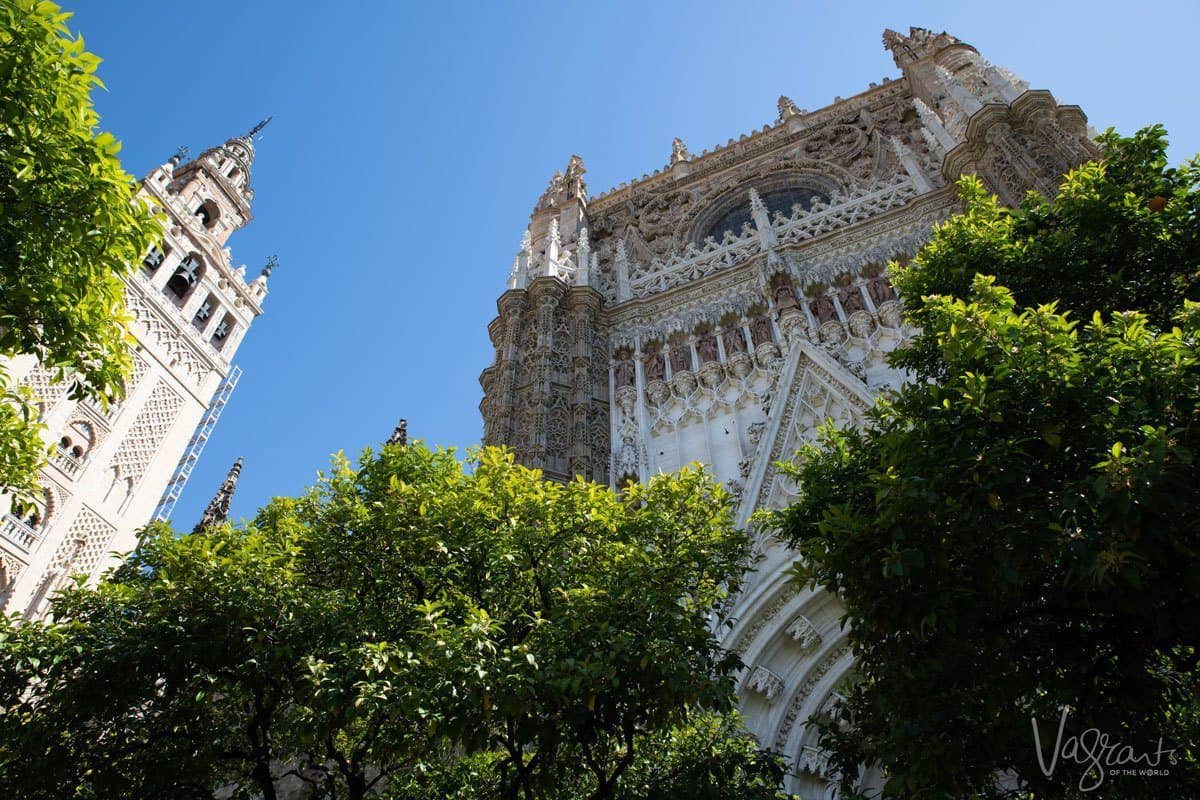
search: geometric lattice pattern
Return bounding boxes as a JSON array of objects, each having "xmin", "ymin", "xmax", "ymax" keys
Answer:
[
  {"xmin": 125, "ymin": 288, "xmax": 210, "ymax": 386},
  {"xmin": 129, "ymin": 352, "xmax": 151, "ymax": 389},
  {"xmin": 109, "ymin": 379, "xmax": 185, "ymax": 487},
  {"xmin": 48, "ymin": 505, "xmax": 115, "ymax": 580},
  {"xmin": 0, "ymin": 552, "xmax": 23, "ymax": 607},
  {"xmin": 19, "ymin": 364, "xmax": 71, "ymax": 415}
]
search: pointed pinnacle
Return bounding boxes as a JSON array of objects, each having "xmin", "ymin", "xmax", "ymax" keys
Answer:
[{"xmin": 387, "ymin": 419, "xmax": 408, "ymax": 447}]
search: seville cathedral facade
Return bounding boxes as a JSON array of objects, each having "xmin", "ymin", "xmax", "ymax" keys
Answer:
[
  {"xmin": 480, "ymin": 27, "xmax": 1099, "ymax": 797},
  {"xmin": 0, "ymin": 127, "xmax": 273, "ymax": 616}
]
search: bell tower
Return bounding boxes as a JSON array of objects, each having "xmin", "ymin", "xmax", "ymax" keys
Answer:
[{"xmin": 2, "ymin": 122, "xmax": 275, "ymax": 616}]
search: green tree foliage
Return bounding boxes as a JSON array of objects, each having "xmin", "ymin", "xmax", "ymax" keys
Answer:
[
  {"xmin": 769, "ymin": 127, "xmax": 1200, "ymax": 798},
  {"xmin": 0, "ymin": 0, "xmax": 161, "ymax": 500},
  {"xmin": 0, "ymin": 444, "xmax": 785, "ymax": 800}
]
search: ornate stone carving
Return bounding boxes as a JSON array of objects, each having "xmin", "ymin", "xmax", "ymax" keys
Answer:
[
  {"xmin": 670, "ymin": 137, "xmax": 692, "ymax": 165},
  {"xmin": 747, "ymin": 665, "xmax": 785, "ymax": 702},
  {"xmin": 786, "ymin": 613, "xmax": 823, "ymax": 653},
  {"xmin": 773, "ymin": 642, "xmax": 851, "ymax": 751},
  {"xmin": 777, "ymin": 95, "xmax": 801, "ymax": 122},
  {"xmin": 108, "ymin": 380, "xmax": 185, "ymax": 492}
]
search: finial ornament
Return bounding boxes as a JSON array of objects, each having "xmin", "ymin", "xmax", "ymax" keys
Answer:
[
  {"xmin": 168, "ymin": 145, "xmax": 190, "ymax": 166},
  {"xmin": 193, "ymin": 457, "xmax": 244, "ymax": 533},
  {"xmin": 564, "ymin": 154, "xmax": 587, "ymax": 200},
  {"xmin": 387, "ymin": 419, "xmax": 408, "ymax": 447},
  {"xmin": 777, "ymin": 96, "xmax": 800, "ymax": 122},
  {"xmin": 246, "ymin": 116, "xmax": 273, "ymax": 139},
  {"xmin": 537, "ymin": 155, "xmax": 588, "ymax": 211},
  {"xmin": 261, "ymin": 254, "xmax": 278, "ymax": 278},
  {"xmin": 670, "ymin": 137, "xmax": 692, "ymax": 165}
]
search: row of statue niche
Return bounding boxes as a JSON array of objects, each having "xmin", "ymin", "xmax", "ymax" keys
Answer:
[
  {"xmin": 610, "ymin": 273, "xmax": 900, "ymax": 387},
  {"xmin": 614, "ymin": 317, "xmax": 775, "ymax": 385},
  {"xmin": 809, "ymin": 276, "xmax": 897, "ymax": 324}
]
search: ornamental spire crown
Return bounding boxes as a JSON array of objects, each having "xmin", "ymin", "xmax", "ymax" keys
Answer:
[{"xmin": 174, "ymin": 117, "xmax": 272, "ymax": 209}]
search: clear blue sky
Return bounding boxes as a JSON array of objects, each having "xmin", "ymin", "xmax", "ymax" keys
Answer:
[{"xmin": 67, "ymin": 0, "xmax": 1200, "ymax": 529}]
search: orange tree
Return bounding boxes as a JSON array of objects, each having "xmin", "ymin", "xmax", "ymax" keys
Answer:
[
  {"xmin": 1, "ymin": 443, "xmax": 786, "ymax": 800},
  {"xmin": 0, "ymin": 0, "xmax": 160, "ymax": 502},
  {"xmin": 770, "ymin": 127, "xmax": 1200, "ymax": 799}
]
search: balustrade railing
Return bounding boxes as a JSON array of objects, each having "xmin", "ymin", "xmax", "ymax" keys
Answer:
[
  {"xmin": 52, "ymin": 447, "xmax": 83, "ymax": 477},
  {"xmin": 1, "ymin": 513, "xmax": 41, "ymax": 553}
]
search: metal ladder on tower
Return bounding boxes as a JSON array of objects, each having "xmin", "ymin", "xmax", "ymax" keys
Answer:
[{"xmin": 152, "ymin": 364, "xmax": 242, "ymax": 523}]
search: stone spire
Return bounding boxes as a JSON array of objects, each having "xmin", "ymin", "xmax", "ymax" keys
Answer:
[
  {"xmin": 932, "ymin": 64, "xmax": 984, "ymax": 116},
  {"xmin": 387, "ymin": 419, "xmax": 408, "ymax": 446},
  {"xmin": 192, "ymin": 457, "xmax": 243, "ymax": 534},
  {"xmin": 535, "ymin": 155, "xmax": 588, "ymax": 212},
  {"xmin": 249, "ymin": 255, "xmax": 277, "ymax": 300},
  {"xmin": 913, "ymin": 97, "xmax": 958, "ymax": 153}
]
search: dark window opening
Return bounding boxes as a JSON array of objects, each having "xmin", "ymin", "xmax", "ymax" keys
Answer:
[
  {"xmin": 143, "ymin": 245, "xmax": 168, "ymax": 271},
  {"xmin": 192, "ymin": 298, "xmax": 214, "ymax": 330},
  {"xmin": 211, "ymin": 314, "xmax": 234, "ymax": 349},
  {"xmin": 701, "ymin": 186, "xmax": 829, "ymax": 243},
  {"xmin": 166, "ymin": 255, "xmax": 202, "ymax": 302},
  {"xmin": 194, "ymin": 199, "xmax": 220, "ymax": 229}
]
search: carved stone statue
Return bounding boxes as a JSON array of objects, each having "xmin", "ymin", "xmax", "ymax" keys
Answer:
[
  {"xmin": 722, "ymin": 326, "xmax": 747, "ymax": 354},
  {"xmin": 811, "ymin": 295, "xmax": 837, "ymax": 324},
  {"xmin": 771, "ymin": 277, "xmax": 798, "ymax": 311},
  {"xmin": 777, "ymin": 95, "xmax": 800, "ymax": 121},
  {"xmin": 643, "ymin": 346, "xmax": 665, "ymax": 382},
  {"xmin": 564, "ymin": 154, "xmax": 587, "ymax": 200},
  {"xmin": 868, "ymin": 276, "xmax": 896, "ymax": 305},
  {"xmin": 615, "ymin": 358, "xmax": 635, "ymax": 388},
  {"xmin": 669, "ymin": 344, "xmax": 692, "ymax": 374},
  {"xmin": 616, "ymin": 435, "xmax": 638, "ymax": 472},
  {"xmin": 670, "ymin": 137, "xmax": 692, "ymax": 165},
  {"xmin": 750, "ymin": 315, "xmax": 774, "ymax": 346},
  {"xmin": 840, "ymin": 286, "xmax": 866, "ymax": 314}
]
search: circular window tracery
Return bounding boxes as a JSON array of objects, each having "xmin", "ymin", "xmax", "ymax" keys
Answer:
[{"xmin": 694, "ymin": 182, "xmax": 832, "ymax": 245}]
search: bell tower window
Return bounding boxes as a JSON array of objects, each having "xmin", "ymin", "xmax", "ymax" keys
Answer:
[
  {"xmin": 210, "ymin": 313, "xmax": 235, "ymax": 350},
  {"xmin": 166, "ymin": 254, "xmax": 203, "ymax": 303},
  {"xmin": 142, "ymin": 244, "xmax": 168, "ymax": 272},
  {"xmin": 195, "ymin": 199, "xmax": 220, "ymax": 229},
  {"xmin": 192, "ymin": 293, "xmax": 218, "ymax": 330}
]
